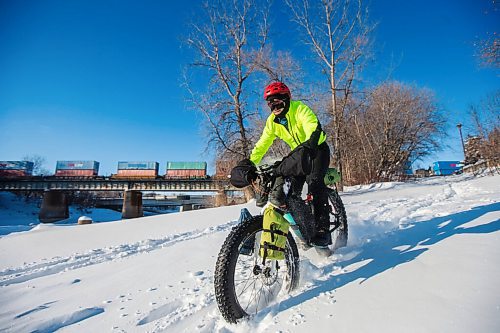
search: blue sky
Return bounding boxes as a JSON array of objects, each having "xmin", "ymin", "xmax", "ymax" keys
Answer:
[{"xmin": 0, "ymin": 0, "xmax": 498, "ymax": 175}]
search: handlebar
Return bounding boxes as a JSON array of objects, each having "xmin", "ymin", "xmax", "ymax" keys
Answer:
[{"xmin": 256, "ymin": 163, "xmax": 275, "ymax": 175}]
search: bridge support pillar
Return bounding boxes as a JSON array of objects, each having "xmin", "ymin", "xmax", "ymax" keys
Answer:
[
  {"xmin": 39, "ymin": 190, "xmax": 69, "ymax": 223},
  {"xmin": 180, "ymin": 204, "xmax": 192, "ymax": 212},
  {"xmin": 122, "ymin": 190, "xmax": 143, "ymax": 219},
  {"xmin": 215, "ymin": 190, "xmax": 227, "ymax": 207}
]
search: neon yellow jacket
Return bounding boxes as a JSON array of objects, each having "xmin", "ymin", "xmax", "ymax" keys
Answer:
[{"xmin": 250, "ymin": 100, "xmax": 327, "ymax": 165}]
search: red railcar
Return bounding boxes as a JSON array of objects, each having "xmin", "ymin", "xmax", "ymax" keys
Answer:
[
  {"xmin": 114, "ymin": 169, "xmax": 158, "ymax": 178},
  {"xmin": 55, "ymin": 169, "xmax": 97, "ymax": 177},
  {"xmin": 0, "ymin": 170, "xmax": 31, "ymax": 178},
  {"xmin": 165, "ymin": 169, "xmax": 207, "ymax": 179}
]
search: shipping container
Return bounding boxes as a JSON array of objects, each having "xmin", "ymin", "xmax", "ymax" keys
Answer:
[
  {"xmin": 55, "ymin": 169, "xmax": 97, "ymax": 177},
  {"xmin": 117, "ymin": 161, "xmax": 159, "ymax": 171},
  {"xmin": 165, "ymin": 161, "xmax": 207, "ymax": 179},
  {"xmin": 433, "ymin": 161, "xmax": 462, "ymax": 176},
  {"xmin": 0, "ymin": 169, "xmax": 32, "ymax": 177},
  {"xmin": 0, "ymin": 161, "xmax": 34, "ymax": 173},
  {"xmin": 56, "ymin": 160, "xmax": 99, "ymax": 171},
  {"xmin": 114, "ymin": 169, "xmax": 158, "ymax": 178},
  {"xmin": 166, "ymin": 161, "xmax": 207, "ymax": 170}
]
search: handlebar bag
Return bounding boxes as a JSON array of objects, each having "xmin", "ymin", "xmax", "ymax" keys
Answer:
[{"xmin": 229, "ymin": 159, "xmax": 257, "ymax": 188}]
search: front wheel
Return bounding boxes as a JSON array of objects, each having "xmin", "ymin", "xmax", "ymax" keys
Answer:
[{"xmin": 214, "ymin": 215, "xmax": 300, "ymax": 323}]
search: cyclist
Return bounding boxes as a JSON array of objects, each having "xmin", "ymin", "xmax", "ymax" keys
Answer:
[{"xmin": 248, "ymin": 82, "xmax": 332, "ymax": 247}]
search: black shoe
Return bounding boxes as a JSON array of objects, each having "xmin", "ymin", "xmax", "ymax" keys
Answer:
[{"xmin": 311, "ymin": 231, "xmax": 332, "ymax": 248}]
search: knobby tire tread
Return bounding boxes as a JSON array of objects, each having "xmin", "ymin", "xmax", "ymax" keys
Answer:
[
  {"xmin": 328, "ymin": 188, "xmax": 348, "ymax": 249},
  {"xmin": 214, "ymin": 215, "xmax": 299, "ymax": 323}
]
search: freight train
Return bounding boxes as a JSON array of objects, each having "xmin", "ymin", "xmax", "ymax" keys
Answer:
[{"xmin": 0, "ymin": 160, "xmax": 210, "ymax": 180}]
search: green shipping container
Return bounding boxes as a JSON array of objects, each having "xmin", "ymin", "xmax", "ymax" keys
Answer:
[{"xmin": 166, "ymin": 162, "xmax": 207, "ymax": 170}]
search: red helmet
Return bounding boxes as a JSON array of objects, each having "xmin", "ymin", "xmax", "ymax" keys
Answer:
[{"xmin": 263, "ymin": 82, "xmax": 291, "ymax": 100}]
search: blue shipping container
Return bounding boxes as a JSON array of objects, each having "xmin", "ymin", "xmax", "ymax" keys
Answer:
[
  {"xmin": 433, "ymin": 161, "xmax": 461, "ymax": 176},
  {"xmin": 118, "ymin": 161, "xmax": 159, "ymax": 171},
  {"xmin": 56, "ymin": 160, "xmax": 99, "ymax": 171},
  {"xmin": 0, "ymin": 161, "xmax": 34, "ymax": 173}
]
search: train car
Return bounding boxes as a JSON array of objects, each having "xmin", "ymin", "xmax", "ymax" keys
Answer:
[
  {"xmin": 165, "ymin": 161, "xmax": 207, "ymax": 179},
  {"xmin": 113, "ymin": 161, "xmax": 159, "ymax": 178},
  {"xmin": 432, "ymin": 161, "xmax": 462, "ymax": 176},
  {"xmin": 55, "ymin": 160, "xmax": 99, "ymax": 177},
  {"xmin": 0, "ymin": 161, "xmax": 34, "ymax": 178}
]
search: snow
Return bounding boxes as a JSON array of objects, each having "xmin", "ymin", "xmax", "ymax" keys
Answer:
[
  {"xmin": 0, "ymin": 173, "xmax": 499, "ymax": 332},
  {"xmin": 0, "ymin": 192, "xmax": 123, "ymax": 236}
]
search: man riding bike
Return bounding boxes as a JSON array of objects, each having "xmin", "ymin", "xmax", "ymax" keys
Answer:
[{"xmin": 246, "ymin": 82, "xmax": 332, "ymax": 247}]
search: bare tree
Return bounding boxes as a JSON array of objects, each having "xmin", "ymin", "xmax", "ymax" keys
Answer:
[
  {"xmin": 475, "ymin": 0, "xmax": 499, "ymax": 68},
  {"xmin": 254, "ymin": 48, "xmax": 304, "ymax": 89},
  {"xmin": 183, "ymin": 0, "xmax": 271, "ymax": 160},
  {"xmin": 469, "ymin": 90, "xmax": 500, "ymax": 166},
  {"xmin": 284, "ymin": 0, "xmax": 374, "ymax": 189},
  {"xmin": 477, "ymin": 36, "xmax": 499, "ymax": 68},
  {"xmin": 22, "ymin": 154, "xmax": 50, "ymax": 175},
  {"xmin": 342, "ymin": 82, "xmax": 445, "ymax": 184}
]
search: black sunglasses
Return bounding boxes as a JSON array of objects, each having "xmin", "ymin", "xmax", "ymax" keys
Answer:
[{"xmin": 266, "ymin": 98, "xmax": 285, "ymax": 107}]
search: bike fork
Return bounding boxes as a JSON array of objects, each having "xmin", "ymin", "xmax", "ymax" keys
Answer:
[{"xmin": 238, "ymin": 208, "xmax": 256, "ymax": 255}]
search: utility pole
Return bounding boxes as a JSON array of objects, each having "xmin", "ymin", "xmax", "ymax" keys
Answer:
[{"xmin": 457, "ymin": 123, "xmax": 466, "ymax": 162}]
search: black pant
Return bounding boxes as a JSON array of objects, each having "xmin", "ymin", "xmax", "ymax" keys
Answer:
[{"xmin": 269, "ymin": 142, "xmax": 331, "ymax": 232}]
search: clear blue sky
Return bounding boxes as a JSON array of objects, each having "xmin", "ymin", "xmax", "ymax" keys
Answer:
[{"xmin": 0, "ymin": 0, "xmax": 498, "ymax": 175}]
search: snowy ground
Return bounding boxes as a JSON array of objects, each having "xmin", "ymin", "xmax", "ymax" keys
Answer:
[
  {"xmin": 0, "ymin": 192, "xmax": 123, "ymax": 236},
  {"xmin": 0, "ymin": 173, "xmax": 499, "ymax": 332}
]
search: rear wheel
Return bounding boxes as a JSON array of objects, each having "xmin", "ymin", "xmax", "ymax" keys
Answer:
[
  {"xmin": 214, "ymin": 215, "xmax": 300, "ymax": 323},
  {"xmin": 328, "ymin": 188, "xmax": 348, "ymax": 250}
]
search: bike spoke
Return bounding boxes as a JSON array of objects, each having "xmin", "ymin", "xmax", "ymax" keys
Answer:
[{"xmin": 235, "ymin": 258, "xmax": 288, "ymax": 314}]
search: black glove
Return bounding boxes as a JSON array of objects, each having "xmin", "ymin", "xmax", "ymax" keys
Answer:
[
  {"xmin": 237, "ymin": 158, "xmax": 257, "ymax": 183},
  {"xmin": 267, "ymin": 160, "xmax": 280, "ymax": 176}
]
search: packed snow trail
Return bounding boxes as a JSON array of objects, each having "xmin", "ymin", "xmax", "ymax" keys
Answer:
[{"xmin": 0, "ymin": 173, "xmax": 498, "ymax": 332}]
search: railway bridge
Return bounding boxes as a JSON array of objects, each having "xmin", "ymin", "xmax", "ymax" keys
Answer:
[{"xmin": 0, "ymin": 177, "xmax": 236, "ymax": 223}]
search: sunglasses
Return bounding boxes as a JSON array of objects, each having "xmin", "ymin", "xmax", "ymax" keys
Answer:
[{"xmin": 266, "ymin": 98, "xmax": 285, "ymax": 108}]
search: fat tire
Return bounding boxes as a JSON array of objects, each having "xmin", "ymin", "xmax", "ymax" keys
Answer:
[
  {"xmin": 328, "ymin": 188, "xmax": 348, "ymax": 250},
  {"xmin": 214, "ymin": 215, "xmax": 300, "ymax": 323}
]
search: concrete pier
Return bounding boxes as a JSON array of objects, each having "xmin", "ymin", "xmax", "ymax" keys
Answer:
[
  {"xmin": 122, "ymin": 190, "xmax": 143, "ymax": 219},
  {"xmin": 215, "ymin": 190, "xmax": 227, "ymax": 207},
  {"xmin": 39, "ymin": 190, "xmax": 69, "ymax": 223}
]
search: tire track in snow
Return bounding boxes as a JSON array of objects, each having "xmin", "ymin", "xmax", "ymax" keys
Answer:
[{"xmin": 0, "ymin": 220, "xmax": 238, "ymax": 286}]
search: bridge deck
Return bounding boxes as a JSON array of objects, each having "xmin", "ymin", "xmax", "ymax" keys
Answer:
[{"xmin": 0, "ymin": 178, "xmax": 233, "ymax": 192}]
